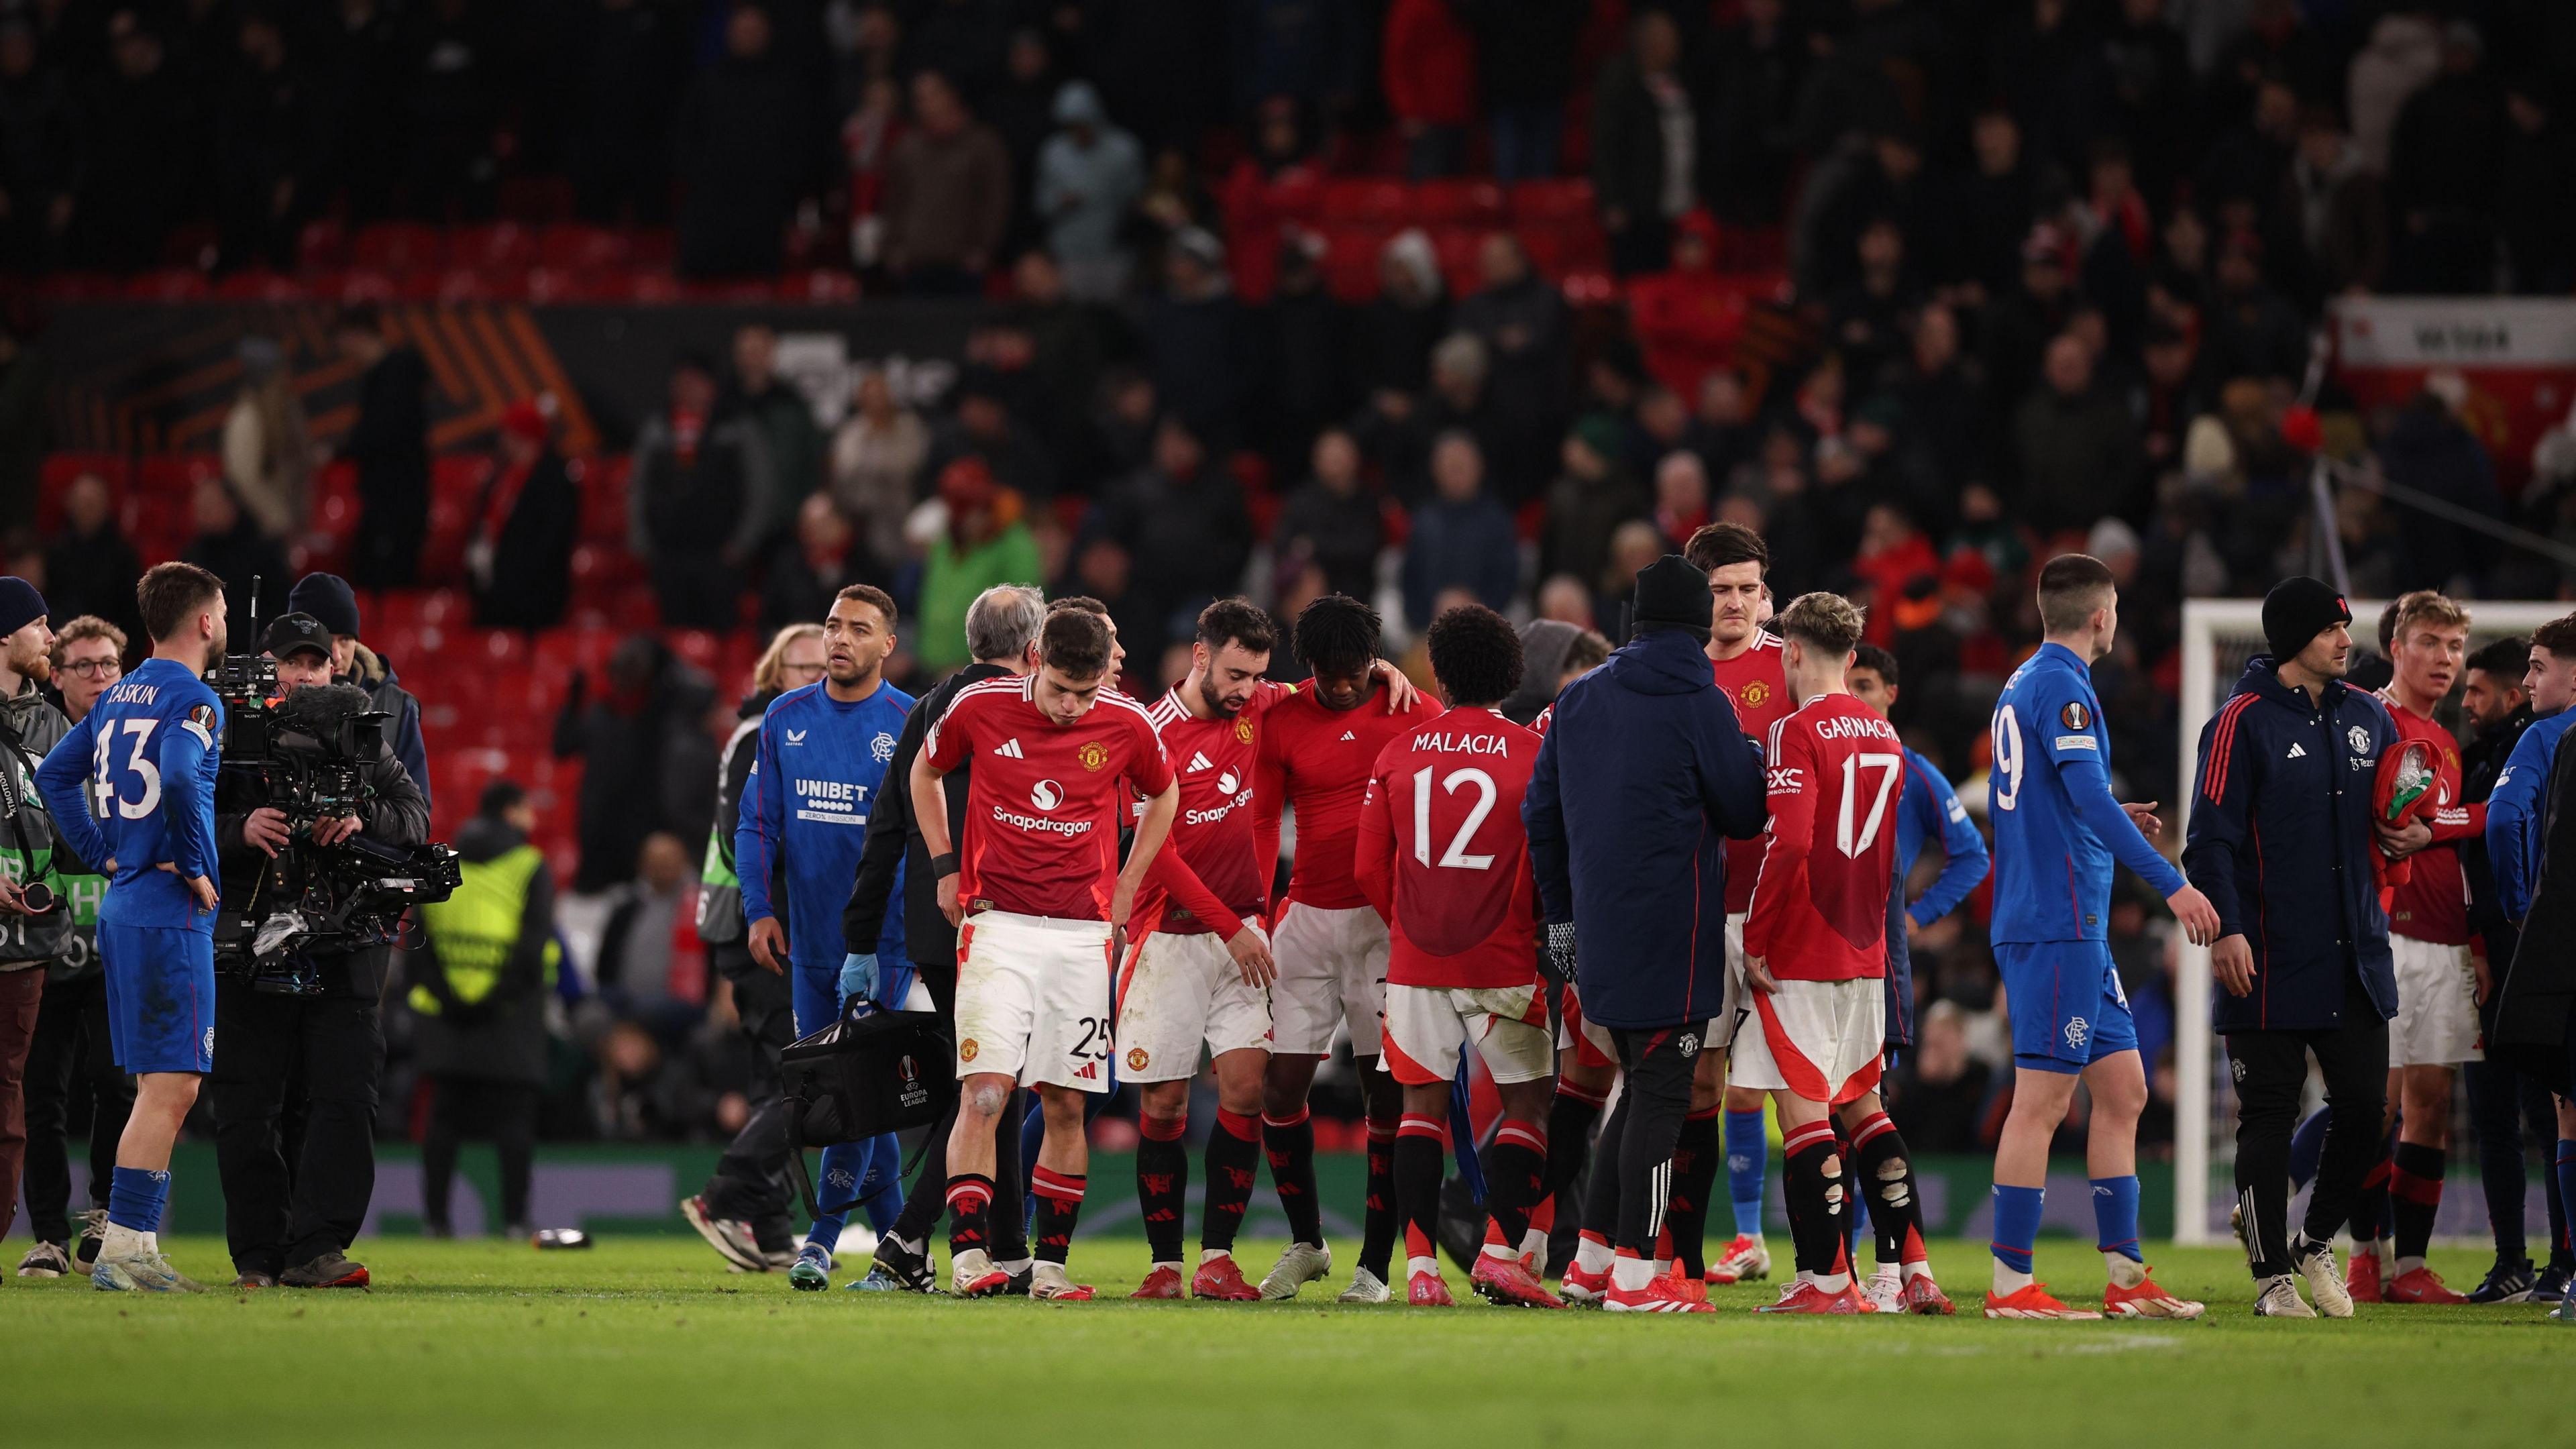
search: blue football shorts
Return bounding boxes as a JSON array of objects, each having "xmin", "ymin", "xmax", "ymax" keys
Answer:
[{"xmin": 1993, "ymin": 939, "xmax": 2136, "ymax": 1075}]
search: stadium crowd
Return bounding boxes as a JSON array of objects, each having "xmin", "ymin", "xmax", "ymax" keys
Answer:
[{"xmin": 2, "ymin": 0, "xmax": 2574, "ymax": 1169}]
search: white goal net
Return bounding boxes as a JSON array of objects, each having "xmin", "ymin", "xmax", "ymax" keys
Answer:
[{"xmin": 2171, "ymin": 597, "xmax": 2566, "ymax": 1244}]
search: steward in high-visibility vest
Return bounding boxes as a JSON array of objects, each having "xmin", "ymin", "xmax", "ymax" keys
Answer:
[{"xmin": 410, "ymin": 786, "xmax": 559, "ymax": 1094}]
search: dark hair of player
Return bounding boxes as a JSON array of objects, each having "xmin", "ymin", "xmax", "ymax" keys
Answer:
[
  {"xmin": 1851, "ymin": 642, "xmax": 1899, "ymax": 687},
  {"xmin": 834, "ymin": 582, "xmax": 898, "ymax": 625},
  {"xmin": 1426, "ymin": 604, "xmax": 1523, "ymax": 708},
  {"xmin": 2375, "ymin": 597, "xmax": 2401, "ymax": 654},
  {"xmin": 1683, "ymin": 521, "xmax": 1768, "ymax": 577},
  {"xmin": 478, "ymin": 778, "xmax": 528, "ymax": 818},
  {"xmin": 1196, "ymin": 597, "xmax": 1276, "ymax": 658},
  {"xmin": 1039, "ymin": 608, "xmax": 1113, "ymax": 678},
  {"xmin": 137, "ymin": 561, "xmax": 225, "ymax": 643},
  {"xmin": 1293, "ymin": 593, "xmax": 1382, "ymax": 675},
  {"xmin": 1050, "ymin": 595, "xmax": 1109, "ymax": 619},
  {"xmin": 1774, "ymin": 592, "xmax": 1865, "ymax": 658},
  {"xmin": 2534, "ymin": 614, "xmax": 2576, "ymax": 664},
  {"xmin": 2466, "ymin": 635, "xmax": 2527, "ymax": 680},
  {"xmin": 1564, "ymin": 629, "xmax": 1612, "ymax": 676},
  {"xmin": 2034, "ymin": 553, "xmax": 2116, "ymax": 635}
]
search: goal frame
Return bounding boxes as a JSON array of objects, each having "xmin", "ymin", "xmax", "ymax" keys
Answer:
[{"xmin": 2172, "ymin": 597, "xmax": 2565, "ymax": 1244}]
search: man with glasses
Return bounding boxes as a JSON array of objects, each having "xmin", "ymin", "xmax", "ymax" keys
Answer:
[{"xmin": 14, "ymin": 616, "xmax": 127, "ymax": 1277}]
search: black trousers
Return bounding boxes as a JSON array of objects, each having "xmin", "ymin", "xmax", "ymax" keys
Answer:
[
  {"xmin": 422, "ymin": 1077, "xmax": 539, "ymax": 1232},
  {"xmin": 211, "ymin": 979, "xmax": 386, "ymax": 1277},
  {"xmin": 698, "ymin": 953, "xmax": 800, "ymax": 1230},
  {"xmin": 2227, "ymin": 977, "xmax": 2390, "ymax": 1279},
  {"xmin": 1600, "ymin": 1020, "xmax": 1711, "ymax": 1256},
  {"xmin": 19, "ymin": 971, "xmax": 133, "ymax": 1244}
]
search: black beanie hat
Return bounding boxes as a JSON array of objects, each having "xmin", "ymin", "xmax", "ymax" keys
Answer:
[
  {"xmin": 2262, "ymin": 576, "xmax": 2351, "ymax": 663},
  {"xmin": 1632, "ymin": 555, "xmax": 1711, "ymax": 641},
  {"xmin": 0, "ymin": 577, "xmax": 45, "ymax": 639},
  {"xmin": 288, "ymin": 572, "xmax": 361, "ymax": 638}
]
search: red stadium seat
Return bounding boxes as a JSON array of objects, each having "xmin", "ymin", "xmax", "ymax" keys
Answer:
[
  {"xmin": 213, "ymin": 270, "xmax": 308, "ymax": 302},
  {"xmin": 123, "ymin": 269, "xmax": 209, "ymax": 301},
  {"xmin": 1507, "ymin": 178, "xmax": 1596, "ymax": 225},
  {"xmin": 451, "ymin": 221, "xmax": 539, "ymax": 272},
  {"xmin": 1415, "ymin": 179, "xmax": 1506, "ymax": 225},
  {"xmin": 538, "ymin": 224, "xmax": 630, "ymax": 270},
  {"xmin": 351, "ymin": 222, "xmax": 445, "ymax": 272},
  {"xmin": 1322, "ymin": 178, "xmax": 1411, "ymax": 223},
  {"xmin": 297, "ymin": 219, "xmax": 350, "ymax": 270},
  {"xmin": 521, "ymin": 266, "xmax": 601, "ymax": 304}
]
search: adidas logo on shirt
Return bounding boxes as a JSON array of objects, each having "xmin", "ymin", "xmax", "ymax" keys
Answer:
[
  {"xmin": 1185, "ymin": 751, "xmax": 1213, "ymax": 773},
  {"xmin": 994, "ymin": 738, "xmax": 1025, "ymax": 759},
  {"xmin": 2286, "ymin": 743, "xmax": 2306, "ymax": 759},
  {"xmin": 1340, "ymin": 730, "xmax": 1356, "ymax": 743}
]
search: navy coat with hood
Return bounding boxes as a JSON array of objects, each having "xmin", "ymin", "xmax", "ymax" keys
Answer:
[
  {"xmin": 1525, "ymin": 626, "xmax": 1767, "ymax": 1031},
  {"xmin": 2182, "ymin": 656, "xmax": 2400, "ymax": 1034}
]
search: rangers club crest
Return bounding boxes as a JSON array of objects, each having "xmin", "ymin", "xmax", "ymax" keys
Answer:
[
  {"xmin": 871, "ymin": 731, "xmax": 896, "ymax": 763},
  {"xmin": 2060, "ymin": 701, "xmax": 2091, "ymax": 731},
  {"xmin": 1127, "ymin": 1047, "xmax": 1150, "ymax": 1071},
  {"xmin": 1077, "ymin": 741, "xmax": 1111, "ymax": 772},
  {"xmin": 2063, "ymin": 1017, "xmax": 2090, "ymax": 1050}
]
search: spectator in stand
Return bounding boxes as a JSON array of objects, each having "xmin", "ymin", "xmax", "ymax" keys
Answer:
[
  {"xmin": 906, "ymin": 0, "xmax": 1008, "ymax": 104},
  {"xmin": 1542, "ymin": 417, "xmax": 1646, "ymax": 590},
  {"xmin": 219, "ymin": 336, "xmax": 312, "ymax": 541},
  {"xmin": 630, "ymin": 353, "xmax": 775, "ymax": 632},
  {"xmin": 182, "ymin": 476, "xmax": 288, "ymax": 629},
  {"xmin": 2204, "ymin": 231, "xmax": 2307, "ymax": 384},
  {"xmin": 1652, "ymin": 451, "xmax": 1710, "ymax": 549},
  {"xmin": 1229, "ymin": 0, "xmax": 1356, "ymax": 125},
  {"xmin": 1982, "ymin": 224, "xmax": 2079, "ymax": 422},
  {"xmin": 987, "ymin": 30, "xmax": 1061, "ymax": 258},
  {"xmin": 596, "ymin": 831, "xmax": 708, "ymax": 1048},
  {"xmin": 1252, "ymin": 231, "xmax": 1347, "ymax": 483},
  {"xmin": 2285, "ymin": 106, "xmax": 2387, "ymax": 302},
  {"xmin": 1956, "ymin": 107, "xmax": 2049, "ymax": 306},
  {"xmin": 1401, "ymin": 431, "xmax": 1517, "ymax": 629},
  {"xmin": 213, "ymin": 11, "xmax": 305, "ymax": 272},
  {"xmin": 676, "ymin": 3, "xmax": 818, "ymax": 279},
  {"xmin": 1702, "ymin": 0, "xmax": 1802, "ymax": 226},
  {"xmin": 289, "ymin": 571, "xmax": 431, "ymax": 806},
  {"xmin": 1273, "ymin": 427, "xmax": 1382, "ymax": 604},
  {"xmin": 922, "ymin": 366, "xmax": 1055, "ymax": 500},
  {"xmin": 725, "ymin": 324, "xmax": 823, "ymax": 545},
  {"xmin": 1591, "ymin": 9, "xmax": 1699, "ymax": 276},
  {"xmin": 2014, "ymin": 333, "xmax": 2142, "ymax": 537},
  {"xmin": 467, "ymin": 401, "xmax": 578, "ymax": 633},
  {"xmin": 1099, "ymin": 416, "xmax": 1251, "ymax": 646},
  {"xmin": 1009, "ymin": 250, "xmax": 1127, "ymax": 480},
  {"xmin": 2387, "ymin": 19, "xmax": 2502, "ymax": 295},
  {"xmin": 399, "ymin": 0, "xmax": 500, "ymax": 219},
  {"xmin": 2381, "ymin": 384, "xmax": 2506, "ymax": 595},
  {"xmin": 883, "ymin": 69, "xmax": 1011, "ymax": 296},
  {"xmin": 761, "ymin": 494, "xmax": 868, "ymax": 639},
  {"xmin": 334, "ymin": 305, "xmax": 430, "ymax": 590},
  {"xmin": 2138, "ymin": 319, "xmax": 2214, "ymax": 475},
  {"xmin": 1827, "ymin": 217, "xmax": 1922, "ymax": 387},
  {"xmin": 913, "ymin": 457, "xmax": 1041, "ymax": 676},
  {"xmin": 828, "ymin": 368, "xmax": 930, "ymax": 572},
  {"xmin": 1215, "ymin": 95, "xmax": 1323, "ymax": 306},
  {"xmin": 1599, "ymin": 517, "xmax": 1664, "ymax": 621},
  {"xmin": 1888, "ymin": 1001, "xmax": 1993, "ymax": 1152},
  {"xmin": 75, "ymin": 12, "xmax": 186, "ymax": 271},
  {"xmin": 1535, "ymin": 574, "xmax": 1595, "ymax": 629},
  {"xmin": 1455, "ymin": 233, "xmax": 1570, "ymax": 506},
  {"xmin": 41, "ymin": 472, "xmax": 142, "ymax": 646},
  {"xmin": 1383, "ymin": 0, "xmax": 1474, "ymax": 179},
  {"xmin": 0, "ymin": 22, "xmax": 70, "ymax": 270},
  {"xmin": 1349, "ymin": 228, "xmax": 1447, "ymax": 403},
  {"xmin": 2498, "ymin": 76, "xmax": 2576, "ymax": 296},
  {"xmin": 555, "ymin": 637, "xmax": 716, "ymax": 896},
  {"xmin": 1892, "ymin": 304, "xmax": 1988, "ymax": 496},
  {"xmin": 1034, "ymin": 80, "xmax": 1144, "ymax": 302},
  {"xmin": 1143, "ymin": 227, "xmax": 1244, "ymax": 454},
  {"xmin": 566, "ymin": 0, "xmax": 681, "ymax": 225},
  {"xmin": 1458, "ymin": 0, "xmax": 1585, "ymax": 184}
]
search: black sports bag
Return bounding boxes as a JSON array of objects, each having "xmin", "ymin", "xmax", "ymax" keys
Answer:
[{"xmin": 779, "ymin": 1000, "xmax": 956, "ymax": 1219}]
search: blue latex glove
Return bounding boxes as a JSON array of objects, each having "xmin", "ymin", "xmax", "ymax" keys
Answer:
[{"xmin": 838, "ymin": 952, "xmax": 879, "ymax": 1008}]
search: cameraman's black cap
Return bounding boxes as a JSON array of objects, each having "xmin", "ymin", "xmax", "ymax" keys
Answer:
[
  {"xmin": 288, "ymin": 572, "xmax": 361, "ymax": 638},
  {"xmin": 263, "ymin": 612, "xmax": 333, "ymax": 663}
]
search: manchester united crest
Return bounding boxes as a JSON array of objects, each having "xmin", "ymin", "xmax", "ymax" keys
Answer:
[
  {"xmin": 1077, "ymin": 741, "xmax": 1110, "ymax": 771},
  {"xmin": 1234, "ymin": 717, "xmax": 1254, "ymax": 744},
  {"xmin": 1741, "ymin": 680, "xmax": 1771, "ymax": 709},
  {"xmin": 1127, "ymin": 1046, "xmax": 1150, "ymax": 1071},
  {"xmin": 959, "ymin": 1038, "xmax": 979, "ymax": 1063}
]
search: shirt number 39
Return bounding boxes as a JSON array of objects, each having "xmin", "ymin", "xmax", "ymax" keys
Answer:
[{"xmin": 91, "ymin": 719, "xmax": 161, "ymax": 820}]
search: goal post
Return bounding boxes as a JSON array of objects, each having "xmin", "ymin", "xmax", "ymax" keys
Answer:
[{"xmin": 2171, "ymin": 597, "xmax": 2566, "ymax": 1245}]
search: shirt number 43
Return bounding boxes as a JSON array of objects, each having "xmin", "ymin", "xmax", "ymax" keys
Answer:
[{"xmin": 91, "ymin": 719, "xmax": 162, "ymax": 820}]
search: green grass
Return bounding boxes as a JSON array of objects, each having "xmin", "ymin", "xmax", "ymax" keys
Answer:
[{"xmin": 4, "ymin": 1236, "xmax": 2560, "ymax": 1447}]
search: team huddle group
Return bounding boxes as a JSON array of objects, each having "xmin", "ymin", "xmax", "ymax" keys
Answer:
[{"xmin": 697, "ymin": 519, "xmax": 2261, "ymax": 1318}]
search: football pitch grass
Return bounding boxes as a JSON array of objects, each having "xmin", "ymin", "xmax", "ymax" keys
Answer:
[{"xmin": 6, "ymin": 1236, "xmax": 2560, "ymax": 1447}]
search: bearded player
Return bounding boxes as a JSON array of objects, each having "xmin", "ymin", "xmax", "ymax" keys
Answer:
[
  {"xmin": 1122, "ymin": 600, "xmax": 1289, "ymax": 1301},
  {"xmin": 1354, "ymin": 604, "xmax": 1561, "ymax": 1309},
  {"xmin": 912, "ymin": 608, "xmax": 1178, "ymax": 1299},
  {"xmin": 1251, "ymin": 594, "xmax": 1442, "ymax": 1302}
]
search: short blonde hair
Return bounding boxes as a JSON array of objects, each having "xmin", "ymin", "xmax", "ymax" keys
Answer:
[
  {"xmin": 2386, "ymin": 590, "xmax": 2469, "ymax": 652},
  {"xmin": 1775, "ymin": 591, "xmax": 1866, "ymax": 657},
  {"xmin": 751, "ymin": 623, "xmax": 823, "ymax": 695}
]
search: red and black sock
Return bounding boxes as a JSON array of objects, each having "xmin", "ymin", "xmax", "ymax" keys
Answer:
[
  {"xmin": 2351, "ymin": 1144, "xmax": 2393, "ymax": 1250},
  {"xmin": 1360, "ymin": 1120, "xmax": 1400, "ymax": 1277},
  {"xmin": 1030, "ymin": 1167, "xmax": 1085, "ymax": 1265},
  {"xmin": 2391, "ymin": 1141, "xmax": 2445, "ymax": 1263},
  {"xmin": 1483, "ymin": 1118, "xmax": 1548, "ymax": 1247},
  {"xmin": 1263, "ymin": 1108, "xmax": 1324, "ymax": 1247},
  {"xmin": 1664, "ymin": 1106, "xmax": 1723, "ymax": 1278},
  {"xmin": 1136, "ymin": 1116, "xmax": 1188, "ymax": 1265},
  {"xmin": 1395, "ymin": 1113, "xmax": 1446, "ymax": 1270},
  {"xmin": 945, "ymin": 1172, "xmax": 995, "ymax": 1260},
  {"xmin": 1203, "ymin": 1109, "xmax": 1263, "ymax": 1252},
  {"xmin": 1781, "ymin": 1121, "xmax": 1847, "ymax": 1279},
  {"xmin": 1849, "ymin": 1111, "xmax": 1924, "ymax": 1270}
]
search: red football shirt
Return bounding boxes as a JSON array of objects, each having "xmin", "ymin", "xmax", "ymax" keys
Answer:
[
  {"xmin": 1256, "ymin": 683, "xmax": 1444, "ymax": 911},
  {"xmin": 2377, "ymin": 689, "xmax": 2479, "ymax": 946},
  {"xmin": 1354, "ymin": 706, "xmax": 1542, "ymax": 989},
  {"xmin": 1742, "ymin": 692, "xmax": 1902, "ymax": 982},
  {"xmin": 1711, "ymin": 631, "xmax": 1791, "ymax": 914},
  {"xmin": 1132, "ymin": 681, "xmax": 1292, "ymax": 936},
  {"xmin": 923, "ymin": 676, "xmax": 1174, "ymax": 922}
]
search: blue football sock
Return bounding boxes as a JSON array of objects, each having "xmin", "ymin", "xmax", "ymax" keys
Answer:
[
  {"xmin": 109, "ymin": 1165, "xmax": 169, "ymax": 1235},
  {"xmin": 858, "ymin": 1132, "xmax": 904, "ymax": 1236},
  {"xmin": 1990, "ymin": 1184, "xmax": 2044, "ymax": 1275},
  {"xmin": 807, "ymin": 1141, "xmax": 863, "ymax": 1252},
  {"xmin": 2090, "ymin": 1175, "xmax": 2143, "ymax": 1261},
  {"xmin": 2288, "ymin": 1107, "xmax": 2332, "ymax": 1193},
  {"xmin": 1725, "ymin": 1109, "xmax": 1768, "ymax": 1236}
]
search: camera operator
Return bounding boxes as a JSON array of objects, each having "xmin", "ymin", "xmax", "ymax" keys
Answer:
[
  {"xmin": 209, "ymin": 612, "xmax": 429, "ymax": 1289},
  {"xmin": 288, "ymin": 572, "xmax": 430, "ymax": 808},
  {"xmin": 0, "ymin": 579, "xmax": 75, "ymax": 1260},
  {"xmin": 14, "ymin": 614, "xmax": 127, "ymax": 1279}
]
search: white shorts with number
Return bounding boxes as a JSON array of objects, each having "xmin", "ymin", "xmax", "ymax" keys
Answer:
[
  {"xmin": 1269, "ymin": 902, "xmax": 1388, "ymax": 1057},
  {"xmin": 1382, "ymin": 980, "xmax": 1555, "ymax": 1087},
  {"xmin": 1114, "ymin": 927, "xmax": 1273, "ymax": 1082},
  {"xmin": 1728, "ymin": 975, "xmax": 1886, "ymax": 1106},
  {"xmin": 953, "ymin": 910, "xmax": 1116, "ymax": 1093},
  {"xmin": 1707, "ymin": 913, "xmax": 1749, "ymax": 1053},
  {"xmin": 2389, "ymin": 934, "xmax": 2482, "ymax": 1067}
]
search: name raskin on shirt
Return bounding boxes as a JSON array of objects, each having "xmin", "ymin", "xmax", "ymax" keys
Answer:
[
  {"xmin": 102, "ymin": 681, "xmax": 160, "ymax": 708},
  {"xmin": 1413, "ymin": 731, "xmax": 1510, "ymax": 755},
  {"xmin": 1810, "ymin": 714, "xmax": 1900, "ymax": 743}
]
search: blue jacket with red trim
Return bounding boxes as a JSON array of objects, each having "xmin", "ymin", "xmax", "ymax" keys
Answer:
[{"xmin": 2182, "ymin": 657, "xmax": 2398, "ymax": 1033}]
